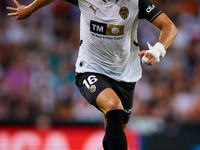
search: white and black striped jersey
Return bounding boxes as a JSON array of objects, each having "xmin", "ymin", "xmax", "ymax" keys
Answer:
[{"xmin": 65, "ymin": 0, "xmax": 162, "ymax": 82}]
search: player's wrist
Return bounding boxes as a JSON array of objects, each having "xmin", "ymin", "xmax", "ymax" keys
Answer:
[
  {"xmin": 26, "ymin": 4, "xmax": 34, "ymax": 16},
  {"xmin": 142, "ymin": 42, "xmax": 166, "ymax": 64},
  {"xmin": 154, "ymin": 42, "xmax": 166, "ymax": 58},
  {"xmin": 146, "ymin": 42, "xmax": 166, "ymax": 62}
]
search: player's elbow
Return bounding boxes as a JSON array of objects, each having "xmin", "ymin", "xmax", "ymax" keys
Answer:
[
  {"xmin": 165, "ymin": 21, "xmax": 178, "ymax": 41},
  {"xmin": 171, "ymin": 23, "xmax": 178, "ymax": 40}
]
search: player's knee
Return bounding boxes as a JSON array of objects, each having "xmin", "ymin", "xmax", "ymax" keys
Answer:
[{"xmin": 105, "ymin": 98, "xmax": 123, "ymax": 113}]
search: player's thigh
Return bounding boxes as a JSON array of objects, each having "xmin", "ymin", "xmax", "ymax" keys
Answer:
[
  {"xmin": 76, "ymin": 72, "xmax": 121, "ymax": 112},
  {"xmin": 96, "ymin": 88, "xmax": 123, "ymax": 114}
]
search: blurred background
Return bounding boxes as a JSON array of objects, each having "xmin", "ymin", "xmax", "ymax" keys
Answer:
[{"xmin": 0, "ymin": 0, "xmax": 200, "ymax": 149}]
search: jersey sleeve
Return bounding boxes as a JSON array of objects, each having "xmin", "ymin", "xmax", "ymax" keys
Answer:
[
  {"xmin": 65, "ymin": 0, "xmax": 78, "ymax": 6},
  {"xmin": 138, "ymin": 0, "xmax": 162, "ymax": 22}
]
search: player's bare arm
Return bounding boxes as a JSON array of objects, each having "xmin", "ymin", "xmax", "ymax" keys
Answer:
[
  {"xmin": 6, "ymin": 0, "xmax": 57, "ymax": 20},
  {"xmin": 153, "ymin": 13, "xmax": 178, "ymax": 49},
  {"xmin": 138, "ymin": 13, "xmax": 178, "ymax": 66}
]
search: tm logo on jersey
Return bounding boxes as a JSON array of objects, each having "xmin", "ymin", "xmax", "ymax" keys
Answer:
[{"xmin": 90, "ymin": 20, "xmax": 124, "ymax": 36}]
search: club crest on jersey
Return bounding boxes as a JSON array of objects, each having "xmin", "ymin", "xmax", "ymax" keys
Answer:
[{"xmin": 119, "ymin": 7, "xmax": 129, "ymax": 20}]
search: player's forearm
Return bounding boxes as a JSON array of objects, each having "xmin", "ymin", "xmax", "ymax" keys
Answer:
[
  {"xmin": 27, "ymin": 0, "xmax": 55, "ymax": 15},
  {"xmin": 157, "ymin": 21, "xmax": 178, "ymax": 50},
  {"xmin": 152, "ymin": 13, "xmax": 178, "ymax": 50},
  {"xmin": 140, "ymin": 13, "xmax": 178, "ymax": 65}
]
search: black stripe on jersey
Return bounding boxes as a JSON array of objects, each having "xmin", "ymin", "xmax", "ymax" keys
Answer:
[
  {"xmin": 65, "ymin": 0, "xmax": 78, "ymax": 6},
  {"xmin": 80, "ymin": 39, "xmax": 83, "ymax": 46},
  {"xmin": 133, "ymin": 41, "xmax": 138, "ymax": 47},
  {"xmin": 138, "ymin": 0, "xmax": 162, "ymax": 22},
  {"xmin": 149, "ymin": 11, "xmax": 162, "ymax": 22}
]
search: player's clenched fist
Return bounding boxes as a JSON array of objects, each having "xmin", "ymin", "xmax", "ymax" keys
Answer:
[
  {"xmin": 7, "ymin": 0, "xmax": 32, "ymax": 20},
  {"xmin": 138, "ymin": 50, "xmax": 157, "ymax": 66},
  {"xmin": 138, "ymin": 42, "xmax": 166, "ymax": 66}
]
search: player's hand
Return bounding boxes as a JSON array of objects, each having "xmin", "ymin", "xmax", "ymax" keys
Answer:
[
  {"xmin": 138, "ymin": 50, "xmax": 157, "ymax": 66},
  {"xmin": 7, "ymin": 0, "xmax": 31, "ymax": 20}
]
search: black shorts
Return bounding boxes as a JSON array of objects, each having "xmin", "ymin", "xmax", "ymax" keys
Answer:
[{"xmin": 75, "ymin": 72, "xmax": 136, "ymax": 124}]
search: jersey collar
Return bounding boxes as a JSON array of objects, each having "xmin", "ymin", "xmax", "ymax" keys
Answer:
[{"xmin": 101, "ymin": 0, "xmax": 119, "ymax": 5}]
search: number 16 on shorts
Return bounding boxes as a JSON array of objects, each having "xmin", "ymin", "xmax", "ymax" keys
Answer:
[{"xmin": 83, "ymin": 75, "xmax": 98, "ymax": 93}]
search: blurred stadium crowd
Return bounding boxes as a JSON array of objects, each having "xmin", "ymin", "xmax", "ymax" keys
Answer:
[{"xmin": 0, "ymin": 0, "xmax": 200, "ymax": 130}]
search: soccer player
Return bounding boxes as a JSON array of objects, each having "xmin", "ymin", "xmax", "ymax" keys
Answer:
[{"xmin": 7, "ymin": 0, "xmax": 178, "ymax": 149}]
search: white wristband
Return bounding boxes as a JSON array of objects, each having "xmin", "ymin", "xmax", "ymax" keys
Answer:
[
  {"xmin": 142, "ymin": 42, "xmax": 166, "ymax": 64},
  {"xmin": 154, "ymin": 42, "xmax": 166, "ymax": 57}
]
